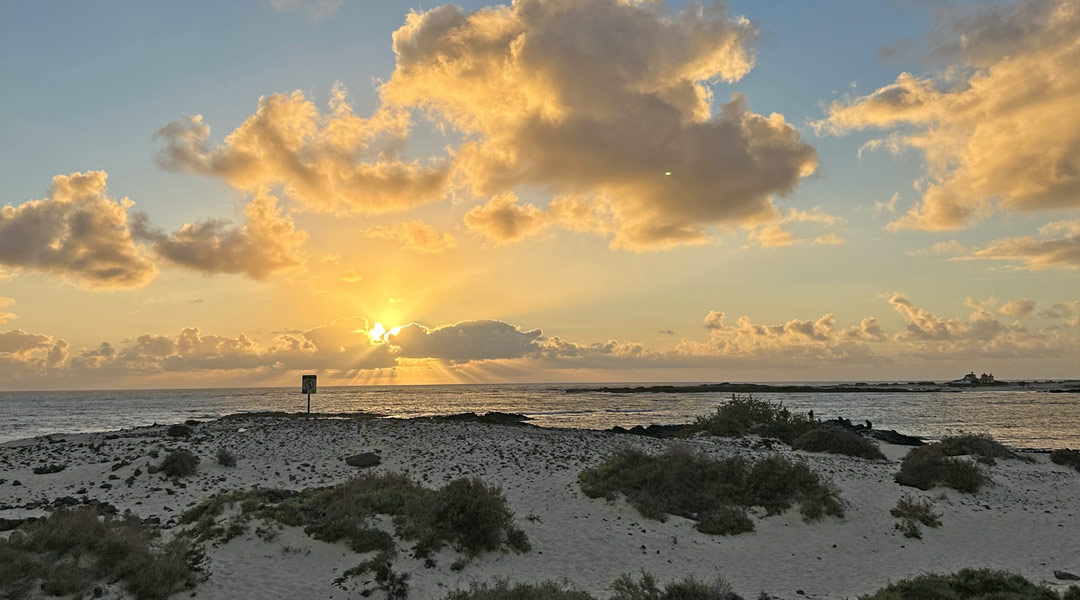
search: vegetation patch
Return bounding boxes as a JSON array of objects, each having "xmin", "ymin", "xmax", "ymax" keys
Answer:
[
  {"xmin": 890, "ymin": 495, "xmax": 942, "ymax": 539},
  {"xmin": 215, "ymin": 448, "xmax": 237, "ymax": 467},
  {"xmin": 166, "ymin": 424, "xmax": 193, "ymax": 438},
  {"xmin": 791, "ymin": 427, "xmax": 886, "ymax": 460},
  {"xmin": 579, "ymin": 446, "xmax": 843, "ymax": 534},
  {"xmin": 1050, "ymin": 449, "xmax": 1080, "ymax": 472},
  {"xmin": 895, "ymin": 444, "xmax": 988, "ymax": 493},
  {"xmin": 611, "ymin": 571, "xmax": 746, "ymax": 600},
  {"xmin": 0, "ymin": 507, "xmax": 199, "ymax": 600},
  {"xmin": 681, "ymin": 394, "xmax": 817, "ymax": 444},
  {"xmin": 442, "ymin": 579, "xmax": 597, "ymax": 600},
  {"xmin": 936, "ymin": 434, "xmax": 1031, "ymax": 463},
  {"xmin": 160, "ymin": 449, "xmax": 200, "ymax": 478},
  {"xmin": 858, "ymin": 568, "xmax": 1078, "ymax": 600},
  {"xmin": 180, "ymin": 473, "xmax": 529, "ymax": 581}
]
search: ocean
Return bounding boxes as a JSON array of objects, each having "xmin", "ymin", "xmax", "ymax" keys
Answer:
[{"xmin": 1, "ymin": 383, "xmax": 1078, "ymax": 449}]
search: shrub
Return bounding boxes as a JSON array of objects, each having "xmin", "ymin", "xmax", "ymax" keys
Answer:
[
  {"xmin": 792, "ymin": 428, "xmax": 886, "ymax": 460},
  {"xmin": 160, "ymin": 449, "xmax": 199, "ymax": 478},
  {"xmin": 611, "ymin": 571, "xmax": 745, "ymax": 600},
  {"xmin": 697, "ymin": 505, "xmax": 755, "ymax": 536},
  {"xmin": 579, "ymin": 446, "xmax": 843, "ymax": 534},
  {"xmin": 858, "ymin": 568, "xmax": 1064, "ymax": 599},
  {"xmin": 443, "ymin": 580, "xmax": 597, "ymax": 600},
  {"xmin": 890, "ymin": 495, "xmax": 942, "ymax": 539},
  {"xmin": 682, "ymin": 394, "xmax": 817, "ymax": 444},
  {"xmin": 216, "ymin": 448, "xmax": 237, "ymax": 467},
  {"xmin": 895, "ymin": 445, "xmax": 988, "ymax": 493},
  {"xmin": 180, "ymin": 473, "xmax": 528, "ymax": 576},
  {"xmin": 0, "ymin": 507, "xmax": 198, "ymax": 600},
  {"xmin": 166, "ymin": 424, "xmax": 193, "ymax": 438},
  {"xmin": 1050, "ymin": 449, "xmax": 1080, "ymax": 472},
  {"xmin": 937, "ymin": 434, "xmax": 1028, "ymax": 462}
]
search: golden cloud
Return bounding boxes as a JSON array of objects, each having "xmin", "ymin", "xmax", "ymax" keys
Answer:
[
  {"xmin": 964, "ymin": 220, "xmax": 1080, "ymax": 270},
  {"xmin": 156, "ymin": 84, "xmax": 451, "ymax": 215},
  {"xmin": 133, "ymin": 189, "xmax": 308, "ymax": 279},
  {"xmin": 364, "ymin": 220, "xmax": 458, "ymax": 253},
  {"xmin": 0, "ymin": 172, "xmax": 157, "ymax": 290},
  {"xmin": 818, "ymin": 0, "xmax": 1080, "ymax": 230}
]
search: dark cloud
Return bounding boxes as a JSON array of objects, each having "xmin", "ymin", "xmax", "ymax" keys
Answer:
[
  {"xmin": 0, "ymin": 172, "xmax": 157, "ymax": 289},
  {"xmin": 132, "ymin": 190, "xmax": 307, "ymax": 279},
  {"xmin": 388, "ymin": 320, "xmax": 543, "ymax": 361}
]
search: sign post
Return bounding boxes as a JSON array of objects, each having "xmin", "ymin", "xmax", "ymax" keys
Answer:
[{"xmin": 302, "ymin": 374, "xmax": 317, "ymax": 414}]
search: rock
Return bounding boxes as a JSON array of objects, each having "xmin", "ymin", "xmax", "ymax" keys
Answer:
[
  {"xmin": 167, "ymin": 424, "xmax": 193, "ymax": 438},
  {"xmin": 1055, "ymin": 571, "xmax": 1080, "ymax": 581},
  {"xmin": 345, "ymin": 452, "xmax": 382, "ymax": 468}
]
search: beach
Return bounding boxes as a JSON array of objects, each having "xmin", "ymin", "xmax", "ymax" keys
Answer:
[{"xmin": 2, "ymin": 414, "xmax": 1078, "ymax": 599}]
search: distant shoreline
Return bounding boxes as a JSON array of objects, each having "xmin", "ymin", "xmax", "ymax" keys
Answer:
[{"xmin": 566, "ymin": 381, "xmax": 1080, "ymax": 394}]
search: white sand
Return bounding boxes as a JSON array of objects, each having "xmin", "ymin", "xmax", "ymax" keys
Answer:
[{"xmin": 1, "ymin": 416, "xmax": 1078, "ymax": 599}]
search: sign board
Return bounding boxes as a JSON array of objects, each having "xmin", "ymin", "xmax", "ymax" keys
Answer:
[{"xmin": 302, "ymin": 374, "xmax": 317, "ymax": 394}]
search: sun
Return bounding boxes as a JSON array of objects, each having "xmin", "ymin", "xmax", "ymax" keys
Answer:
[{"xmin": 369, "ymin": 322, "xmax": 402, "ymax": 343}]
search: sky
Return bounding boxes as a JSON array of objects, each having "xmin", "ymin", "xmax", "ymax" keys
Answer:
[{"xmin": 0, "ymin": 0, "xmax": 1078, "ymax": 389}]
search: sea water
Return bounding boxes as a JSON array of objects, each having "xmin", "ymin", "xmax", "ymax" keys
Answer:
[{"xmin": 1, "ymin": 384, "xmax": 1078, "ymax": 449}]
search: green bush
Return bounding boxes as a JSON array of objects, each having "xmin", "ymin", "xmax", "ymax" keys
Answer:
[
  {"xmin": 579, "ymin": 446, "xmax": 843, "ymax": 535},
  {"xmin": 166, "ymin": 424, "xmax": 193, "ymax": 438},
  {"xmin": 682, "ymin": 395, "xmax": 817, "ymax": 444},
  {"xmin": 937, "ymin": 434, "xmax": 1028, "ymax": 462},
  {"xmin": 858, "ymin": 568, "xmax": 1064, "ymax": 599},
  {"xmin": 180, "ymin": 473, "xmax": 529, "ymax": 575},
  {"xmin": 890, "ymin": 495, "xmax": 942, "ymax": 539},
  {"xmin": 697, "ymin": 505, "xmax": 755, "ymax": 536},
  {"xmin": 216, "ymin": 448, "xmax": 237, "ymax": 467},
  {"xmin": 442, "ymin": 580, "xmax": 597, "ymax": 600},
  {"xmin": 1050, "ymin": 449, "xmax": 1080, "ymax": 472},
  {"xmin": 0, "ymin": 507, "xmax": 198, "ymax": 600},
  {"xmin": 792, "ymin": 428, "xmax": 886, "ymax": 460},
  {"xmin": 160, "ymin": 449, "xmax": 199, "ymax": 478},
  {"xmin": 611, "ymin": 571, "xmax": 745, "ymax": 600},
  {"xmin": 895, "ymin": 445, "xmax": 988, "ymax": 493}
]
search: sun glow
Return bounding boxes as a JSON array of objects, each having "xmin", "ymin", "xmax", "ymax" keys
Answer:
[{"xmin": 369, "ymin": 322, "xmax": 402, "ymax": 342}]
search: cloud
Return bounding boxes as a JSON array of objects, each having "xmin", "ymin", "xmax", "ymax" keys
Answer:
[
  {"xmin": 364, "ymin": 220, "xmax": 458, "ymax": 253},
  {"xmin": 907, "ymin": 239, "xmax": 967, "ymax": 257},
  {"xmin": 999, "ymin": 299, "xmax": 1036, "ymax": 318},
  {"xmin": 463, "ymin": 193, "xmax": 549, "ymax": 245},
  {"xmin": 73, "ymin": 317, "xmax": 396, "ymax": 374},
  {"xmin": 963, "ymin": 220, "xmax": 1080, "ymax": 269},
  {"xmin": 817, "ymin": 0, "xmax": 1080, "ymax": 230},
  {"xmin": 378, "ymin": 0, "xmax": 817, "ymax": 250},
  {"xmin": 747, "ymin": 224, "xmax": 800, "ymax": 248},
  {"xmin": 156, "ymin": 84, "xmax": 451, "ymax": 215},
  {"xmin": 132, "ymin": 190, "xmax": 308, "ymax": 279},
  {"xmin": 269, "ymin": 0, "xmax": 342, "ymax": 21},
  {"xmin": 0, "ymin": 171, "xmax": 157, "ymax": 290},
  {"xmin": 694, "ymin": 310, "xmax": 886, "ymax": 361},
  {"xmin": 0, "ymin": 329, "xmax": 68, "ymax": 375},
  {"xmin": 812, "ymin": 233, "xmax": 845, "ymax": 246},
  {"xmin": 388, "ymin": 320, "xmax": 543, "ymax": 361},
  {"xmin": 1039, "ymin": 301, "xmax": 1079, "ymax": 320},
  {"xmin": 887, "ymin": 293, "xmax": 1071, "ymax": 358},
  {"xmin": 0, "ymin": 297, "xmax": 13, "ymax": 308}
]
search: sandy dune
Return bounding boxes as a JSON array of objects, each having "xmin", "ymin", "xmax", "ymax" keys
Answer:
[{"xmin": 1, "ymin": 415, "xmax": 1078, "ymax": 599}]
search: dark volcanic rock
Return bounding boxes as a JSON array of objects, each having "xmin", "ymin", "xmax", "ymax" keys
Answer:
[
  {"xmin": 434, "ymin": 412, "xmax": 531, "ymax": 426},
  {"xmin": 609, "ymin": 424, "xmax": 687, "ymax": 439},
  {"xmin": 344, "ymin": 452, "xmax": 382, "ymax": 468},
  {"xmin": 1055, "ymin": 571, "xmax": 1080, "ymax": 581}
]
